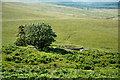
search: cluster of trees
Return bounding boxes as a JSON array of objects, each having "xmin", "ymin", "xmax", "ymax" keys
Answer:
[{"xmin": 14, "ymin": 23, "xmax": 57, "ymax": 50}]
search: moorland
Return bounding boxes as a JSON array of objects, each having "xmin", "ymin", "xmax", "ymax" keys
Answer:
[{"xmin": 1, "ymin": 2, "xmax": 119, "ymax": 79}]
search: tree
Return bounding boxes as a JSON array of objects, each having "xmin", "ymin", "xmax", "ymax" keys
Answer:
[
  {"xmin": 15, "ymin": 23, "xmax": 57, "ymax": 50},
  {"xmin": 14, "ymin": 25, "xmax": 27, "ymax": 46}
]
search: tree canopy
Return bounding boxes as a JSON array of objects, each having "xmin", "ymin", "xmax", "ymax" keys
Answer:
[{"xmin": 14, "ymin": 23, "xmax": 57, "ymax": 50}]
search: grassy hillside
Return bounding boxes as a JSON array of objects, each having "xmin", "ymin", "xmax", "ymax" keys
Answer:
[
  {"xmin": 2, "ymin": 2, "xmax": 61, "ymax": 19},
  {"xmin": 1, "ymin": 2, "xmax": 119, "ymax": 79},
  {"xmin": 2, "ymin": 2, "xmax": 118, "ymax": 20},
  {"xmin": 2, "ymin": 45, "xmax": 119, "ymax": 79},
  {"xmin": 2, "ymin": 19, "xmax": 118, "ymax": 51},
  {"xmin": 2, "ymin": 2, "xmax": 118, "ymax": 51}
]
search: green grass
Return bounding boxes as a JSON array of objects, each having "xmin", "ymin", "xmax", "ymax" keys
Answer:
[
  {"xmin": 2, "ymin": 3, "xmax": 58, "ymax": 19},
  {"xmin": 2, "ymin": 2, "xmax": 118, "ymax": 52},
  {"xmin": 2, "ymin": 45, "xmax": 119, "ymax": 79},
  {"xmin": 2, "ymin": 19, "xmax": 118, "ymax": 51},
  {"xmin": 2, "ymin": 2, "xmax": 118, "ymax": 20},
  {"xmin": 1, "ymin": 2, "xmax": 119, "ymax": 79}
]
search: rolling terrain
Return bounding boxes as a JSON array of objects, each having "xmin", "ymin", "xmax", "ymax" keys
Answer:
[
  {"xmin": 2, "ymin": 2, "xmax": 118, "ymax": 20},
  {"xmin": 2, "ymin": 2, "xmax": 118, "ymax": 51},
  {"xmin": 1, "ymin": 2, "xmax": 119, "ymax": 79}
]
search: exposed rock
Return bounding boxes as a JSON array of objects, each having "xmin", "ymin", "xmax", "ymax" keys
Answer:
[{"xmin": 52, "ymin": 45, "xmax": 90, "ymax": 52}]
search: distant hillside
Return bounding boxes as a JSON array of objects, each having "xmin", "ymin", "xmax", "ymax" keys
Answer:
[
  {"xmin": 19, "ymin": 0, "xmax": 74, "ymax": 2},
  {"xmin": 2, "ymin": 0, "xmax": 20, "ymax": 2},
  {"xmin": 51, "ymin": 2, "xmax": 118, "ymax": 9},
  {"xmin": 2, "ymin": 2, "xmax": 118, "ymax": 20},
  {"xmin": 2, "ymin": 2, "xmax": 69, "ymax": 20}
]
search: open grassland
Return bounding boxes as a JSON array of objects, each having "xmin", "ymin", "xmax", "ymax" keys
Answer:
[
  {"xmin": 2, "ymin": 19, "xmax": 118, "ymax": 52},
  {"xmin": 1, "ymin": 2, "xmax": 119, "ymax": 79},
  {"xmin": 2, "ymin": 2, "xmax": 118, "ymax": 52},
  {"xmin": 2, "ymin": 2, "xmax": 118, "ymax": 20}
]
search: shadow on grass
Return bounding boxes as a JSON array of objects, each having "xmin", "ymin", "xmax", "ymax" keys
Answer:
[{"xmin": 43, "ymin": 47, "xmax": 73, "ymax": 55}]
